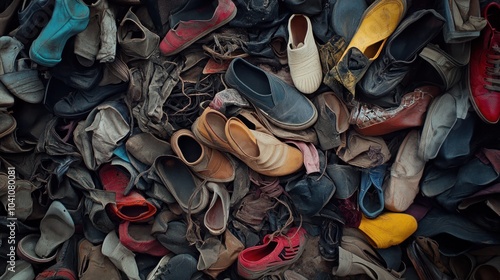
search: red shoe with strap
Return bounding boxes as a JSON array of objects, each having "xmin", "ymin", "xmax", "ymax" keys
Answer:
[
  {"xmin": 237, "ymin": 227, "xmax": 307, "ymax": 279},
  {"xmin": 468, "ymin": 2, "xmax": 500, "ymax": 124}
]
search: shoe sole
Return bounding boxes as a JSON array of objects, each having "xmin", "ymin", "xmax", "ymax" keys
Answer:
[{"xmin": 161, "ymin": 8, "xmax": 237, "ymax": 56}]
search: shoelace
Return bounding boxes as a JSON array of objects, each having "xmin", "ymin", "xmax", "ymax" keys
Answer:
[
  {"xmin": 250, "ymin": 171, "xmax": 284, "ymax": 198},
  {"xmin": 185, "ymin": 178, "xmax": 209, "ymax": 244},
  {"xmin": 151, "ymin": 262, "xmax": 172, "ymax": 280},
  {"xmin": 56, "ymin": 119, "xmax": 77, "ymax": 143},
  {"xmin": 202, "ymin": 29, "xmax": 249, "ymax": 63},
  {"xmin": 485, "ymin": 45, "xmax": 500, "ymax": 92},
  {"xmin": 164, "ymin": 76, "xmax": 221, "ymax": 129}
]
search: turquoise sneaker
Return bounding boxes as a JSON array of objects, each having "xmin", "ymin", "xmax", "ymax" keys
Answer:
[{"xmin": 29, "ymin": 0, "xmax": 89, "ymax": 67}]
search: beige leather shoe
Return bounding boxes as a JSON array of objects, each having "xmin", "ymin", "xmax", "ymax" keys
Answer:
[
  {"xmin": 225, "ymin": 117, "xmax": 303, "ymax": 177},
  {"xmin": 383, "ymin": 130, "xmax": 425, "ymax": 212},
  {"xmin": 171, "ymin": 129, "xmax": 235, "ymax": 182},
  {"xmin": 287, "ymin": 14, "xmax": 322, "ymax": 94}
]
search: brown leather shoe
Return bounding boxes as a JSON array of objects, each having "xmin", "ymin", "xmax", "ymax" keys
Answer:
[
  {"xmin": 171, "ymin": 128, "xmax": 235, "ymax": 182},
  {"xmin": 225, "ymin": 117, "xmax": 304, "ymax": 177},
  {"xmin": 78, "ymin": 239, "xmax": 121, "ymax": 280},
  {"xmin": 204, "ymin": 229, "xmax": 244, "ymax": 278},
  {"xmin": 350, "ymin": 86, "xmax": 440, "ymax": 136}
]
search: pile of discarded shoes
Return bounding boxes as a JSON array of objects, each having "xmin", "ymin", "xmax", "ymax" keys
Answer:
[{"xmin": 1, "ymin": 0, "xmax": 500, "ymax": 279}]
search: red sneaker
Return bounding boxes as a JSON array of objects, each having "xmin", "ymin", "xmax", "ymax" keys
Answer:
[
  {"xmin": 159, "ymin": 0, "xmax": 237, "ymax": 56},
  {"xmin": 237, "ymin": 227, "xmax": 307, "ymax": 279},
  {"xmin": 468, "ymin": 2, "xmax": 500, "ymax": 124}
]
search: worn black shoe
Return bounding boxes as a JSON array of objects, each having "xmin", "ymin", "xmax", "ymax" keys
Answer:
[
  {"xmin": 358, "ymin": 9, "xmax": 445, "ymax": 98},
  {"xmin": 50, "ymin": 40, "xmax": 104, "ymax": 91},
  {"xmin": 49, "ymin": 77, "xmax": 128, "ymax": 119},
  {"xmin": 319, "ymin": 220, "xmax": 343, "ymax": 263},
  {"xmin": 35, "ymin": 235, "xmax": 79, "ymax": 280},
  {"xmin": 406, "ymin": 236, "xmax": 454, "ymax": 280}
]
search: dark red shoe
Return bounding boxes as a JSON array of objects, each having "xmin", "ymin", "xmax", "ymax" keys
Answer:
[
  {"xmin": 237, "ymin": 227, "xmax": 307, "ymax": 279},
  {"xmin": 99, "ymin": 164, "xmax": 157, "ymax": 222},
  {"xmin": 159, "ymin": 0, "xmax": 237, "ymax": 56},
  {"xmin": 118, "ymin": 221, "xmax": 170, "ymax": 257},
  {"xmin": 468, "ymin": 2, "xmax": 500, "ymax": 124}
]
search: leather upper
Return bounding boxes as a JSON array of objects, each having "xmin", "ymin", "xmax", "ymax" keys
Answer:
[
  {"xmin": 171, "ymin": 128, "xmax": 235, "ymax": 182},
  {"xmin": 359, "ymin": 9, "xmax": 445, "ymax": 98},
  {"xmin": 225, "ymin": 117, "xmax": 304, "ymax": 177},
  {"xmin": 468, "ymin": 2, "xmax": 500, "ymax": 124},
  {"xmin": 350, "ymin": 86, "xmax": 440, "ymax": 136},
  {"xmin": 225, "ymin": 57, "xmax": 318, "ymax": 130}
]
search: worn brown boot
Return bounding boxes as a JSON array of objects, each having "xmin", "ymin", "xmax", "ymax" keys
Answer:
[{"xmin": 350, "ymin": 86, "xmax": 440, "ymax": 136}]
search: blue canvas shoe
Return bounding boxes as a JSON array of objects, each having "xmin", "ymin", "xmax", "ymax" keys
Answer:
[
  {"xmin": 359, "ymin": 164, "xmax": 387, "ymax": 219},
  {"xmin": 225, "ymin": 57, "xmax": 318, "ymax": 131}
]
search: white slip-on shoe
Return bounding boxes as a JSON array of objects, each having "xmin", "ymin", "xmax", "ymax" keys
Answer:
[{"xmin": 287, "ymin": 14, "xmax": 323, "ymax": 94}]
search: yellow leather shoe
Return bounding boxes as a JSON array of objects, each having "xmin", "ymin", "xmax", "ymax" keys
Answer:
[
  {"xmin": 225, "ymin": 117, "xmax": 303, "ymax": 177},
  {"xmin": 171, "ymin": 129, "xmax": 235, "ymax": 182},
  {"xmin": 334, "ymin": 0, "xmax": 407, "ymax": 95},
  {"xmin": 191, "ymin": 107, "xmax": 234, "ymax": 153}
]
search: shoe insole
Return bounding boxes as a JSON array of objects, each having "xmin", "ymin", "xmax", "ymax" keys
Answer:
[
  {"xmin": 177, "ymin": 134, "xmax": 202, "ymax": 163},
  {"xmin": 160, "ymin": 157, "xmax": 201, "ymax": 205},
  {"xmin": 206, "ymin": 197, "xmax": 224, "ymax": 230},
  {"xmin": 171, "ymin": 0, "xmax": 217, "ymax": 25},
  {"xmin": 234, "ymin": 61, "xmax": 273, "ymax": 107},
  {"xmin": 362, "ymin": 188, "xmax": 383, "ymax": 215},
  {"xmin": 290, "ymin": 15, "xmax": 307, "ymax": 48}
]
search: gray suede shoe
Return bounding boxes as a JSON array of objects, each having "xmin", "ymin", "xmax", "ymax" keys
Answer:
[{"xmin": 225, "ymin": 57, "xmax": 318, "ymax": 131}]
